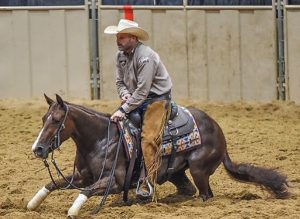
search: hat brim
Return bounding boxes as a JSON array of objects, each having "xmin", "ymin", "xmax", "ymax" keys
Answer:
[{"xmin": 104, "ymin": 26, "xmax": 149, "ymax": 41}]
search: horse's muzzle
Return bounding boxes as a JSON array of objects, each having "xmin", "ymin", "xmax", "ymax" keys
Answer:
[{"xmin": 33, "ymin": 146, "xmax": 49, "ymax": 159}]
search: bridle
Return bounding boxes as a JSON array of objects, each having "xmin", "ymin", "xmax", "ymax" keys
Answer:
[
  {"xmin": 52, "ymin": 103, "xmax": 69, "ymax": 151},
  {"xmin": 42, "ymin": 103, "xmax": 122, "ymax": 213},
  {"xmin": 43, "ymin": 103, "xmax": 71, "ymax": 188}
]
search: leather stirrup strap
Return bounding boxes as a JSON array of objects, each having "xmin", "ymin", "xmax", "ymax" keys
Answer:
[{"xmin": 166, "ymin": 129, "xmax": 177, "ymax": 176}]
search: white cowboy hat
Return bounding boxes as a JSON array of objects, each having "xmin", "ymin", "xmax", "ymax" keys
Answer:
[{"xmin": 104, "ymin": 19, "xmax": 149, "ymax": 41}]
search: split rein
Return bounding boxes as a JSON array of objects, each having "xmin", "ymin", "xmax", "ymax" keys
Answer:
[{"xmin": 42, "ymin": 103, "xmax": 123, "ymax": 213}]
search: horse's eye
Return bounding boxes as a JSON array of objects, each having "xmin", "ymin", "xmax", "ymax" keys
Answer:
[{"xmin": 52, "ymin": 117, "xmax": 60, "ymax": 124}]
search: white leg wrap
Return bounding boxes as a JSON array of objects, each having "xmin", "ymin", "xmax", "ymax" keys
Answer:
[
  {"xmin": 27, "ymin": 186, "xmax": 50, "ymax": 210},
  {"xmin": 67, "ymin": 194, "xmax": 88, "ymax": 217}
]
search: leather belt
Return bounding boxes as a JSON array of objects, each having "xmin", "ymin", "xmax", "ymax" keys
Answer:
[{"xmin": 147, "ymin": 90, "xmax": 171, "ymax": 102}]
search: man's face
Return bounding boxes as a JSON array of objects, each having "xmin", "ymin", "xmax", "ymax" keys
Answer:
[{"xmin": 116, "ymin": 33, "xmax": 136, "ymax": 52}]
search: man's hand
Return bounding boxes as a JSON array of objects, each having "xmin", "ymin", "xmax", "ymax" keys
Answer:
[
  {"xmin": 121, "ymin": 94, "xmax": 131, "ymax": 104},
  {"xmin": 110, "ymin": 110, "xmax": 126, "ymax": 122}
]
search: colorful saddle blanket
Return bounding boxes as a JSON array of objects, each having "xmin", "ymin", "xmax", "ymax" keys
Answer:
[{"xmin": 119, "ymin": 106, "xmax": 202, "ymax": 159}]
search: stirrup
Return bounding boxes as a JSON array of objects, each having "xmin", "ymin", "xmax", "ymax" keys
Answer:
[{"xmin": 136, "ymin": 178, "xmax": 153, "ymax": 198}]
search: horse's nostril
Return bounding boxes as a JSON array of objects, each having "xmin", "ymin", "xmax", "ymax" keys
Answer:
[{"xmin": 34, "ymin": 146, "xmax": 44, "ymax": 158}]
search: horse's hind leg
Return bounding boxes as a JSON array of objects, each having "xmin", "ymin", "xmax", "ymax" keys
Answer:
[
  {"xmin": 168, "ymin": 170, "xmax": 197, "ymax": 196},
  {"xmin": 189, "ymin": 167, "xmax": 213, "ymax": 201}
]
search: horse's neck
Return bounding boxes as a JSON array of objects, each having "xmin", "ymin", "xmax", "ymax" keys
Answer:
[{"xmin": 70, "ymin": 105, "xmax": 114, "ymax": 148}]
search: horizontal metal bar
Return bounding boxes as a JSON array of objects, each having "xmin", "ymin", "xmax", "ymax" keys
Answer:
[
  {"xmin": 0, "ymin": 5, "xmax": 86, "ymax": 11},
  {"xmin": 285, "ymin": 5, "xmax": 300, "ymax": 9},
  {"xmin": 99, "ymin": 5, "xmax": 272, "ymax": 10},
  {"xmin": 185, "ymin": 5, "xmax": 272, "ymax": 10},
  {"xmin": 99, "ymin": 5, "xmax": 184, "ymax": 10},
  {"xmin": 0, "ymin": 5, "xmax": 274, "ymax": 11}
]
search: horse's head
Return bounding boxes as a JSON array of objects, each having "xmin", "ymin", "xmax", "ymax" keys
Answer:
[{"xmin": 32, "ymin": 94, "xmax": 71, "ymax": 159}]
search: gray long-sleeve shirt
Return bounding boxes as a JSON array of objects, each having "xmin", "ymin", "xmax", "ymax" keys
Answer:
[{"xmin": 116, "ymin": 42, "xmax": 172, "ymax": 113}]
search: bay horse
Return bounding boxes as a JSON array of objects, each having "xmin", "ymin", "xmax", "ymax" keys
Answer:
[{"xmin": 27, "ymin": 94, "xmax": 289, "ymax": 218}]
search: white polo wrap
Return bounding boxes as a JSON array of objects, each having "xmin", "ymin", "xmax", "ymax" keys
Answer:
[
  {"xmin": 67, "ymin": 194, "xmax": 88, "ymax": 217},
  {"xmin": 27, "ymin": 186, "xmax": 50, "ymax": 210}
]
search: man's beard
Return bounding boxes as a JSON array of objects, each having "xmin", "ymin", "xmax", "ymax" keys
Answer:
[{"xmin": 118, "ymin": 44, "xmax": 130, "ymax": 52}]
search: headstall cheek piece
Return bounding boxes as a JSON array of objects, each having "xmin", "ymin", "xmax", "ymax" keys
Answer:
[{"xmin": 52, "ymin": 104, "xmax": 69, "ymax": 151}]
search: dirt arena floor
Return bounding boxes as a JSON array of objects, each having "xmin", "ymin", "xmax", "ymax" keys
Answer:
[{"xmin": 0, "ymin": 98, "xmax": 299, "ymax": 219}]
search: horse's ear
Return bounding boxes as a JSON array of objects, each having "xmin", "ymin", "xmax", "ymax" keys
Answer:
[
  {"xmin": 56, "ymin": 94, "xmax": 65, "ymax": 108},
  {"xmin": 44, "ymin": 93, "xmax": 54, "ymax": 106}
]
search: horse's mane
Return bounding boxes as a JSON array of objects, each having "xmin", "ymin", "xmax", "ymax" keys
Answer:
[{"xmin": 66, "ymin": 102, "xmax": 112, "ymax": 118}]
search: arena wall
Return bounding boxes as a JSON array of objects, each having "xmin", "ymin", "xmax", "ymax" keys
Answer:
[
  {"xmin": 285, "ymin": 4, "xmax": 300, "ymax": 103},
  {"xmin": 0, "ymin": 2, "xmax": 299, "ymax": 103},
  {"xmin": 0, "ymin": 6, "xmax": 90, "ymax": 99},
  {"xmin": 99, "ymin": 5, "xmax": 277, "ymax": 101}
]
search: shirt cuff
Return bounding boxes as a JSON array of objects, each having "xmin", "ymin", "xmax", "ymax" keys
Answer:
[
  {"xmin": 120, "ymin": 91, "xmax": 130, "ymax": 99},
  {"xmin": 121, "ymin": 103, "xmax": 130, "ymax": 114},
  {"xmin": 118, "ymin": 106, "xmax": 126, "ymax": 113}
]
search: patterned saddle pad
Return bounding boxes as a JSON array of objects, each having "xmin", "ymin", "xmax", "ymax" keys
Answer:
[
  {"xmin": 162, "ymin": 107, "xmax": 201, "ymax": 156},
  {"xmin": 119, "ymin": 106, "xmax": 202, "ymax": 159}
]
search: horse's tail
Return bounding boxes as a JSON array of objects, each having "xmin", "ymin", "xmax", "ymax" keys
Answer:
[{"xmin": 222, "ymin": 150, "xmax": 290, "ymax": 199}]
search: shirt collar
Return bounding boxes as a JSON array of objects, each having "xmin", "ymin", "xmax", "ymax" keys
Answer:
[{"xmin": 124, "ymin": 41, "xmax": 142, "ymax": 57}]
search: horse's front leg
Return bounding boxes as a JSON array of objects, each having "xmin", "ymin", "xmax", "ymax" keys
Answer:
[
  {"xmin": 68, "ymin": 172, "xmax": 125, "ymax": 218},
  {"xmin": 27, "ymin": 172, "xmax": 87, "ymax": 211}
]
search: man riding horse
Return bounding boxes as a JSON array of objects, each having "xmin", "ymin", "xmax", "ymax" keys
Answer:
[
  {"xmin": 26, "ymin": 19, "xmax": 290, "ymax": 219},
  {"xmin": 105, "ymin": 19, "xmax": 173, "ymax": 198}
]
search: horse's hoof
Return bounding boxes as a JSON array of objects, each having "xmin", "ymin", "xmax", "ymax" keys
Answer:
[
  {"xmin": 68, "ymin": 208, "xmax": 79, "ymax": 218},
  {"xmin": 200, "ymin": 194, "xmax": 213, "ymax": 202}
]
